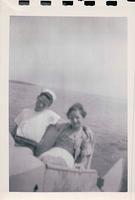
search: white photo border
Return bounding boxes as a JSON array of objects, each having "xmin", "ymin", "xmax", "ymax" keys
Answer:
[{"xmin": 0, "ymin": 0, "xmax": 135, "ymax": 199}]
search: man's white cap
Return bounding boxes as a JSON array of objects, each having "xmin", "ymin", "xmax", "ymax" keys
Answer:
[{"xmin": 41, "ymin": 88, "xmax": 56, "ymax": 102}]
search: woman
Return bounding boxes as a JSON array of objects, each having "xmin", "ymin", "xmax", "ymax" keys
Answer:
[{"xmin": 39, "ymin": 103, "xmax": 95, "ymax": 169}]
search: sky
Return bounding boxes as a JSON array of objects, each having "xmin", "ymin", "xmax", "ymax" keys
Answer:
[{"xmin": 9, "ymin": 17, "xmax": 127, "ymax": 99}]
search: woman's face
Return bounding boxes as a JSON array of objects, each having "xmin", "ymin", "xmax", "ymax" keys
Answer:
[{"xmin": 68, "ymin": 110, "xmax": 83, "ymax": 129}]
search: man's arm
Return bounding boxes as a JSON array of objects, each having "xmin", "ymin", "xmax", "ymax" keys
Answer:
[
  {"xmin": 11, "ymin": 125, "xmax": 18, "ymax": 138},
  {"xmin": 55, "ymin": 119, "xmax": 67, "ymax": 131},
  {"xmin": 11, "ymin": 124, "xmax": 38, "ymax": 150},
  {"xmin": 14, "ymin": 135, "xmax": 38, "ymax": 149}
]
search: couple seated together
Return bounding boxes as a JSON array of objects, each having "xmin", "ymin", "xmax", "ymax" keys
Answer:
[{"xmin": 11, "ymin": 89, "xmax": 95, "ymax": 170}]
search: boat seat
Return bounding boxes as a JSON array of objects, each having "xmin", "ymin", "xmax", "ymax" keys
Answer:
[{"xmin": 43, "ymin": 163, "xmax": 98, "ymax": 192}]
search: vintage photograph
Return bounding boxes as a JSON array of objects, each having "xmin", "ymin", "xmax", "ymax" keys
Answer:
[{"xmin": 9, "ymin": 16, "xmax": 127, "ymax": 192}]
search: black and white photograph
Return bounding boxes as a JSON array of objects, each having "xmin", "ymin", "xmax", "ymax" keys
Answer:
[{"xmin": 9, "ymin": 16, "xmax": 127, "ymax": 192}]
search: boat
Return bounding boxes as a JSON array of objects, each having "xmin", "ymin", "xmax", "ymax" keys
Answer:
[
  {"xmin": 10, "ymin": 123, "xmax": 124, "ymax": 192},
  {"xmin": 43, "ymin": 158, "xmax": 123, "ymax": 192}
]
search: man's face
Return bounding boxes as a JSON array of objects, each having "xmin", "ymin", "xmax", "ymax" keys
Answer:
[{"xmin": 34, "ymin": 94, "xmax": 51, "ymax": 112}]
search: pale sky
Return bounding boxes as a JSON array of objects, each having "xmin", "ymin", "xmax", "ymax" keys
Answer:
[{"xmin": 9, "ymin": 17, "xmax": 127, "ymax": 99}]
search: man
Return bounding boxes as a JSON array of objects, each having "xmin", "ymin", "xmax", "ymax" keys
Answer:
[{"xmin": 11, "ymin": 89, "xmax": 60, "ymax": 150}]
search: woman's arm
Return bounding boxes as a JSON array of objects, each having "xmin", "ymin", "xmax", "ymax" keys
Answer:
[
  {"xmin": 75, "ymin": 156, "xmax": 88, "ymax": 170},
  {"xmin": 78, "ymin": 126, "xmax": 95, "ymax": 169}
]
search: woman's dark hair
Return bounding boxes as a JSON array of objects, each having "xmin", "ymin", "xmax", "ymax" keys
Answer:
[{"xmin": 66, "ymin": 103, "xmax": 87, "ymax": 119}]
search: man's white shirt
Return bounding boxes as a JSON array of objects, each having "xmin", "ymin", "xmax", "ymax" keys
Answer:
[{"xmin": 15, "ymin": 108, "xmax": 60, "ymax": 143}]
